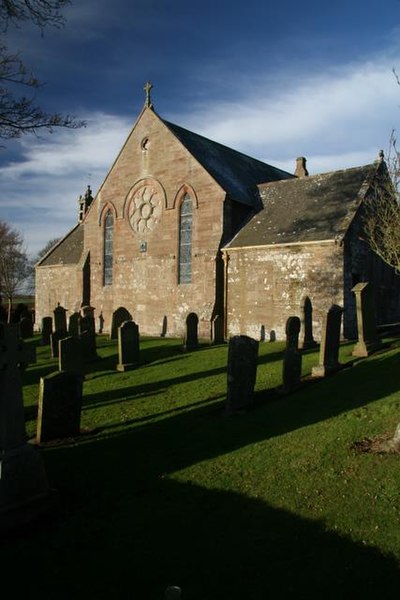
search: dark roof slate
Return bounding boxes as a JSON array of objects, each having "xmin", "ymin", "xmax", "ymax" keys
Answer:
[
  {"xmin": 38, "ymin": 224, "xmax": 84, "ymax": 266},
  {"xmin": 226, "ymin": 163, "xmax": 377, "ymax": 248},
  {"xmin": 163, "ymin": 119, "xmax": 294, "ymax": 207}
]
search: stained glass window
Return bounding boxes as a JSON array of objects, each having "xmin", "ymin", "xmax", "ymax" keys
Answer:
[
  {"xmin": 179, "ymin": 194, "xmax": 192, "ymax": 284},
  {"xmin": 104, "ymin": 210, "xmax": 113, "ymax": 286}
]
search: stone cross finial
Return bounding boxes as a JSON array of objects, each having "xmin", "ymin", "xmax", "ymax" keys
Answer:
[{"xmin": 144, "ymin": 81, "xmax": 153, "ymax": 108}]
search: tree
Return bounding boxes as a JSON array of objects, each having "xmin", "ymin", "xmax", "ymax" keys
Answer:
[
  {"xmin": 0, "ymin": 220, "xmax": 31, "ymax": 322},
  {"xmin": 0, "ymin": 0, "xmax": 85, "ymax": 141},
  {"xmin": 362, "ymin": 140, "xmax": 400, "ymax": 275}
]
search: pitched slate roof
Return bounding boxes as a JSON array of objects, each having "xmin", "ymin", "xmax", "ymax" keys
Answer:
[
  {"xmin": 163, "ymin": 119, "xmax": 294, "ymax": 207},
  {"xmin": 226, "ymin": 162, "xmax": 378, "ymax": 248},
  {"xmin": 37, "ymin": 224, "xmax": 84, "ymax": 266}
]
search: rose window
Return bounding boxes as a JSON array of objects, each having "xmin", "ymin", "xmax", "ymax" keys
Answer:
[{"xmin": 128, "ymin": 185, "xmax": 162, "ymax": 234}]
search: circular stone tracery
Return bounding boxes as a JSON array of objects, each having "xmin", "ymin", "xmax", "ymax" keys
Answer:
[{"xmin": 128, "ymin": 185, "xmax": 162, "ymax": 234}]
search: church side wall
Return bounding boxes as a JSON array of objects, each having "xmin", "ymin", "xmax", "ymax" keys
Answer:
[
  {"xmin": 225, "ymin": 242, "xmax": 344, "ymax": 341},
  {"xmin": 35, "ymin": 265, "xmax": 83, "ymax": 329}
]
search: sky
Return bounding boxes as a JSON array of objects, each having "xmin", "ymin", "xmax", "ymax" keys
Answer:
[{"xmin": 2, "ymin": 0, "xmax": 400, "ymax": 258}]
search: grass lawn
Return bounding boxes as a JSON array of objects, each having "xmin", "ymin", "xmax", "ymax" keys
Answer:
[{"xmin": 2, "ymin": 334, "xmax": 400, "ymax": 598}]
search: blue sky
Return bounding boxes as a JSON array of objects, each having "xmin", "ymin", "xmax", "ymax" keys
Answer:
[{"xmin": 2, "ymin": 0, "xmax": 400, "ymax": 258}]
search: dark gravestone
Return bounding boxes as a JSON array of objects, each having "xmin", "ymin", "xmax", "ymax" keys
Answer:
[
  {"xmin": 110, "ymin": 307, "xmax": 132, "ymax": 339},
  {"xmin": 225, "ymin": 335, "xmax": 259, "ymax": 414},
  {"xmin": 50, "ymin": 330, "xmax": 68, "ymax": 358},
  {"xmin": 53, "ymin": 304, "xmax": 67, "ymax": 333},
  {"xmin": 212, "ymin": 314, "xmax": 225, "ymax": 344},
  {"xmin": 19, "ymin": 316, "xmax": 33, "ymax": 339},
  {"xmin": 41, "ymin": 316, "xmax": 52, "ymax": 345},
  {"xmin": 301, "ymin": 296, "xmax": 318, "ymax": 349},
  {"xmin": 68, "ymin": 312, "xmax": 80, "ymax": 337},
  {"xmin": 161, "ymin": 315, "xmax": 168, "ymax": 337},
  {"xmin": 312, "ymin": 304, "xmax": 344, "ymax": 377},
  {"xmin": 98, "ymin": 312, "xmax": 105, "ymax": 334},
  {"xmin": 117, "ymin": 321, "xmax": 140, "ymax": 371},
  {"xmin": 59, "ymin": 336, "xmax": 84, "ymax": 373},
  {"xmin": 184, "ymin": 312, "xmax": 199, "ymax": 350},
  {"xmin": 352, "ymin": 282, "xmax": 383, "ymax": 357},
  {"xmin": 79, "ymin": 314, "xmax": 98, "ymax": 361},
  {"xmin": 280, "ymin": 316, "xmax": 302, "ymax": 394},
  {"xmin": 0, "ymin": 324, "xmax": 49, "ymax": 530},
  {"xmin": 37, "ymin": 371, "xmax": 83, "ymax": 443}
]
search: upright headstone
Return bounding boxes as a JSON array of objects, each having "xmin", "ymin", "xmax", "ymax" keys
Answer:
[
  {"xmin": 79, "ymin": 313, "xmax": 98, "ymax": 361},
  {"xmin": 0, "ymin": 324, "xmax": 49, "ymax": 530},
  {"xmin": 225, "ymin": 335, "xmax": 259, "ymax": 414},
  {"xmin": 19, "ymin": 315, "xmax": 33, "ymax": 339},
  {"xmin": 110, "ymin": 307, "xmax": 132, "ymax": 339},
  {"xmin": 50, "ymin": 330, "xmax": 68, "ymax": 358},
  {"xmin": 59, "ymin": 336, "xmax": 84, "ymax": 373},
  {"xmin": 280, "ymin": 316, "xmax": 302, "ymax": 393},
  {"xmin": 68, "ymin": 312, "xmax": 80, "ymax": 337},
  {"xmin": 37, "ymin": 371, "xmax": 83, "ymax": 443},
  {"xmin": 352, "ymin": 282, "xmax": 383, "ymax": 357},
  {"xmin": 41, "ymin": 316, "xmax": 52, "ymax": 345},
  {"xmin": 212, "ymin": 314, "xmax": 225, "ymax": 344},
  {"xmin": 301, "ymin": 296, "xmax": 318, "ymax": 349},
  {"xmin": 53, "ymin": 303, "xmax": 67, "ymax": 333},
  {"xmin": 312, "ymin": 304, "xmax": 344, "ymax": 377},
  {"xmin": 184, "ymin": 312, "xmax": 199, "ymax": 350},
  {"xmin": 98, "ymin": 312, "xmax": 105, "ymax": 334},
  {"xmin": 117, "ymin": 321, "xmax": 140, "ymax": 371}
]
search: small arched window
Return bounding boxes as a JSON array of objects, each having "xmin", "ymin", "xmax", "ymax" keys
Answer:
[
  {"xmin": 178, "ymin": 194, "xmax": 192, "ymax": 284},
  {"xmin": 103, "ymin": 210, "xmax": 113, "ymax": 286}
]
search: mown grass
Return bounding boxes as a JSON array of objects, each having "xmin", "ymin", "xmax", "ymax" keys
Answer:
[{"xmin": 2, "ymin": 335, "xmax": 400, "ymax": 598}]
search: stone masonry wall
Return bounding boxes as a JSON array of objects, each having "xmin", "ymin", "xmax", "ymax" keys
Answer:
[
  {"xmin": 35, "ymin": 264, "xmax": 82, "ymax": 328},
  {"xmin": 225, "ymin": 241, "xmax": 344, "ymax": 341}
]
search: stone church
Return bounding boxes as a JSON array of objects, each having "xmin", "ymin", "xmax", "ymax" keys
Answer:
[{"xmin": 35, "ymin": 84, "xmax": 400, "ymax": 342}]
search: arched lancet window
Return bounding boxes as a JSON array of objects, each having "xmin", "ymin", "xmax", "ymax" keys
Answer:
[
  {"xmin": 103, "ymin": 210, "xmax": 113, "ymax": 285},
  {"xmin": 178, "ymin": 194, "xmax": 192, "ymax": 284}
]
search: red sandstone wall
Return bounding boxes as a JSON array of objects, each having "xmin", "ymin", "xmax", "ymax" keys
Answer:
[{"xmin": 35, "ymin": 264, "xmax": 82, "ymax": 329}]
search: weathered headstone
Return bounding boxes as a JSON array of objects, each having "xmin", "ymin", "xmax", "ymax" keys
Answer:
[
  {"xmin": 110, "ymin": 306, "xmax": 132, "ymax": 339},
  {"xmin": 53, "ymin": 303, "xmax": 67, "ymax": 333},
  {"xmin": 280, "ymin": 316, "xmax": 302, "ymax": 393},
  {"xmin": 19, "ymin": 315, "xmax": 33, "ymax": 339},
  {"xmin": 68, "ymin": 312, "xmax": 80, "ymax": 337},
  {"xmin": 37, "ymin": 371, "xmax": 84, "ymax": 443},
  {"xmin": 301, "ymin": 296, "xmax": 318, "ymax": 349},
  {"xmin": 117, "ymin": 320, "xmax": 140, "ymax": 371},
  {"xmin": 41, "ymin": 316, "xmax": 52, "ymax": 345},
  {"xmin": 161, "ymin": 315, "xmax": 168, "ymax": 337},
  {"xmin": 212, "ymin": 314, "xmax": 225, "ymax": 344},
  {"xmin": 312, "ymin": 304, "xmax": 344, "ymax": 377},
  {"xmin": 184, "ymin": 312, "xmax": 199, "ymax": 350},
  {"xmin": 352, "ymin": 282, "xmax": 383, "ymax": 357},
  {"xmin": 50, "ymin": 330, "xmax": 68, "ymax": 358},
  {"xmin": 98, "ymin": 312, "xmax": 105, "ymax": 334},
  {"xmin": 0, "ymin": 324, "xmax": 49, "ymax": 530},
  {"xmin": 59, "ymin": 336, "xmax": 84, "ymax": 373},
  {"xmin": 79, "ymin": 314, "xmax": 98, "ymax": 361},
  {"xmin": 225, "ymin": 335, "xmax": 259, "ymax": 414}
]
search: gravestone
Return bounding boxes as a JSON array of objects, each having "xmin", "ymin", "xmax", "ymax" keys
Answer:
[
  {"xmin": 212, "ymin": 314, "xmax": 225, "ymax": 344},
  {"xmin": 110, "ymin": 307, "xmax": 132, "ymax": 339},
  {"xmin": 225, "ymin": 335, "xmax": 259, "ymax": 414},
  {"xmin": 68, "ymin": 312, "xmax": 80, "ymax": 337},
  {"xmin": 98, "ymin": 312, "xmax": 105, "ymax": 334},
  {"xmin": 280, "ymin": 316, "xmax": 302, "ymax": 393},
  {"xmin": 301, "ymin": 296, "xmax": 318, "ymax": 349},
  {"xmin": 117, "ymin": 321, "xmax": 140, "ymax": 371},
  {"xmin": 19, "ymin": 315, "xmax": 33, "ymax": 339},
  {"xmin": 184, "ymin": 312, "xmax": 199, "ymax": 350},
  {"xmin": 53, "ymin": 303, "xmax": 67, "ymax": 333},
  {"xmin": 161, "ymin": 315, "xmax": 168, "ymax": 337},
  {"xmin": 59, "ymin": 336, "xmax": 84, "ymax": 373},
  {"xmin": 79, "ymin": 314, "xmax": 98, "ymax": 362},
  {"xmin": 37, "ymin": 371, "xmax": 84, "ymax": 443},
  {"xmin": 312, "ymin": 304, "xmax": 344, "ymax": 377},
  {"xmin": 50, "ymin": 330, "xmax": 68, "ymax": 358},
  {"xmin": 0, "ymin": 324, "xmax": 49, "ymax": 530},
  {"xmin": 352, "ymin": 282, "xmax": 383, "ymax": 357},
  {"xmin": 41, "ymin": 316, "xmax": 52, "ymax": 345}
]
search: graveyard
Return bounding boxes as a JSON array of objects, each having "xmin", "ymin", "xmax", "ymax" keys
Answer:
[{"xmin": 1, "ymin": 325, "xmax": 400, "ymax": 598}]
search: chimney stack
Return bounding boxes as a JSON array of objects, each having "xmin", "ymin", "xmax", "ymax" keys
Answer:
[{"xmin": 295, "ymin": 156, "xmax": 309, "ymax": 178}]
